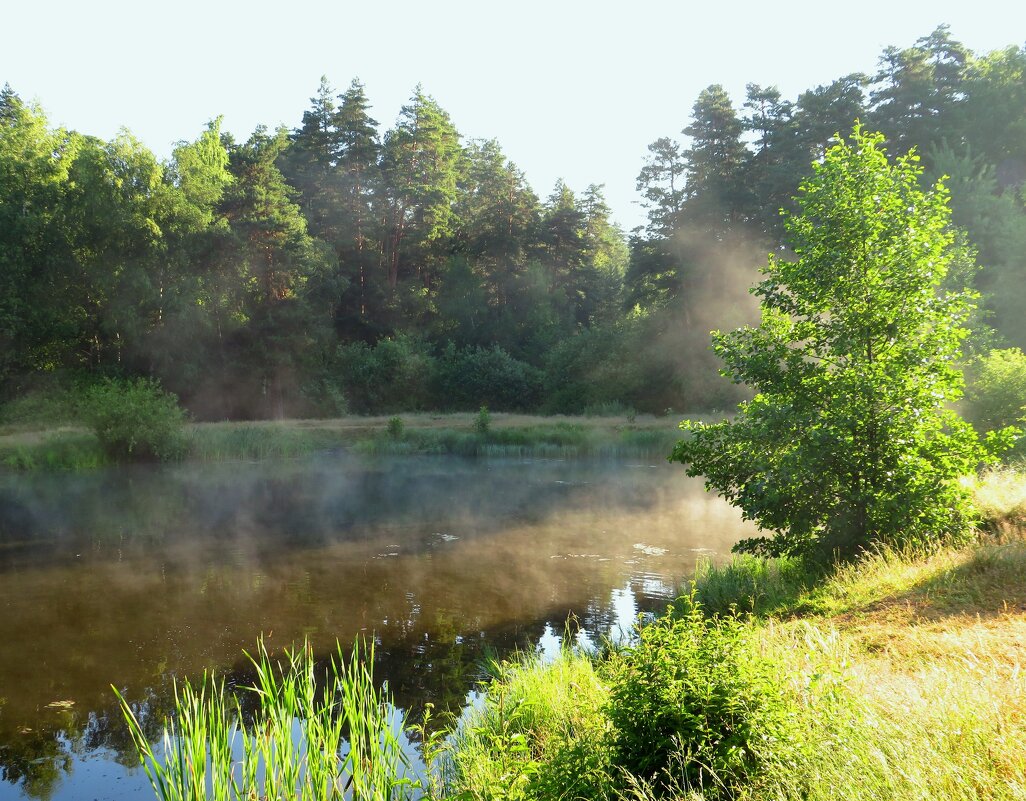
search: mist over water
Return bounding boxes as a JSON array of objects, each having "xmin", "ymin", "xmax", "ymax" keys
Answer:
[{"xmin": 0, "ymin": 453, "xmax": 757, "ymax": 801}]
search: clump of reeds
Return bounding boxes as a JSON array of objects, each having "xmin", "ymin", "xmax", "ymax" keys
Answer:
[
  {"xmin": 185, "ymin": 424, "xmax": 333, "ymax": 462},
  {"xmin": 355, "ymin": 421, "xmax": 679, "ymax": 459},
  {"xmin": 116, "ymin": 639, "xmax": 419, "ymax": 801},
  {"xmin": 0, "ymin": 431, "xmax": 105, "ymax": 470}
]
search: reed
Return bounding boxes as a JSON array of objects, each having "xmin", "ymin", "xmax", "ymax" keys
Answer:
[
  {"xmin": 116, "ymin": 639, "xmax": 419, "ymax": 801},
  {"xmin": 0, "ymin": 431, "xmax": 105, "ymax": 470},
  {"xmin": 355, "ymin": 422, "xmax": 680, "ymax": 459}
]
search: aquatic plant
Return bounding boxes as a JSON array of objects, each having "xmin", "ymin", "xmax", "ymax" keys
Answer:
[{"xmin": 116, "ymin": 639, "xmax": 419, "ymax": 801}]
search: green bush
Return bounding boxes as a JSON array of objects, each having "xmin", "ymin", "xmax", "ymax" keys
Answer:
[
  {"xmin": 964, "ymin": 347, "xmax": 1026, "ymax": 434},
  {"xmin": 474, "ymin": 405, "xmax": 491, "ymax": 435},
  {"xmin": 337, "ymin": 334, "xmax": 436, "ymax": 413},
  {"xmin": 81, "ymin": 378, "xmax": 188, "ymax": 461},
  {"xmin": 433, "ymin": 344, "xmax": 542, "ymax": 411},
  {"xmin": 603, "ymin": 600, "xmax": 796, "ymax": 796},
  {"xmin": 0, "ymin": 371, "xmax": 94, "ymax": 426},
  {"xmin": 387, "ymin": 416, "xmax": 405, "ymax": 440}
]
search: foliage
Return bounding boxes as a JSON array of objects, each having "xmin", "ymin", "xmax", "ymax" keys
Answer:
[
  {"xmin": 603, "ymin": 599, "xmax": 797, "ymax": 797},
  {"xmin": 81, "ymin": 378, "xmax": 187, "ymax": 461},
  {"xmin": 6, "ymin": 29, "xmax": 1026, "ymax": 419},
  {"xmin": 336, "ymin": 335, "xmax": 436, "ymax": 413},
  {"xmin": 672, "ymin": 126, "xmax": 994, "ymax": 559},
  {"xmin": 971, "ymin": 464, "xmax": 1026, "ymax": 530},
  {"xmin": 473, "ymin": 405, "xmax": 491, "ymax": 435},
  {"xmin": 0, "ymin": 374, "xmax": 87, "ymax": 427},
  {"xmin": 964, "ymin": 347, "xmax": 1026, "ymax": 433},
  {"xmin": 441, "ymin": 650, "xmax": 614, "ymax": 801},
  {"xmin": 433, "ymin": 344, "xmax": 542, "ymax": 411},
  {"xmin": 116, "ymin": 639, "xmax": 418, "ymax": 801},
  {"xmin": 0, "ymin": 431, "xmax": 104, "ymax": 470},
  {"xmin": 387, "ymin": 415, "xmax": 405, "ymax": 440}
]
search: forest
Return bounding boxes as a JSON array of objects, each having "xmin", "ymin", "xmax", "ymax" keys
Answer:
[{"xmin": 2, "ymin": 25, "xmax": 1026, "ymax": 420}]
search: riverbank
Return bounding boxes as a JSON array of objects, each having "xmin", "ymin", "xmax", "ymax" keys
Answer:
[
  {"xmin": 438, "ymin": 470, "xmax": 1026, "ymax": 800},
  {"xmin": 0, "ymin": 412, "xmax": 689, "ymax": 469}
]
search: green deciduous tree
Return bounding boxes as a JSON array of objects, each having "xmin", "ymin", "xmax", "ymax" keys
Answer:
[{"xmin": 671, "ymin": 126, "xmax": 1002, "ymax": 559}]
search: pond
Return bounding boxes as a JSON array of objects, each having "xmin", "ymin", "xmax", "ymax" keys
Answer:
[{"xmin": 0, "ymin": 453, "xmax": 756, "ymax": 800}]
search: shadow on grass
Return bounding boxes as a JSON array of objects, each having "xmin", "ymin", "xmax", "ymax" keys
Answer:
[
  {"xmin": 856, "ymin": 538, "xmax": 1026, "ymax": 622},
  {"xmin": 691, "ymin": 532, "xmax": 1026, "ymax": 625},
  {"xmin": 687, "ymin": 554, "xmax": 826, "ymax": 618}
]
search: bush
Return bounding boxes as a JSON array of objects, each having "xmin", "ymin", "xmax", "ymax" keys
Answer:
[
  {"xmin": 387, "ymin": 416, "xmax": 405, "ymax": 440},
  {"xmin": 337, "ymin": 334, "xmax": 435, "ymax": 413},
  {"xmin": 964, "ymin": 347, "xmax": 1026, "ymax": 433},
  {"xmin": 81, "ymin": 378, "xmax": 188, "ymax": 461},
  {"xmin": 0, "ymin": 371, "xmax": 93, "ymax": 426},
  {"xmin": 473, "ymin": 405, "xmax": 491, "ymax": 435},
  {"xmin": 433, "ymin": 344, "xmax": 541, "ymax": 411},
  {"xmin": 603, "ymin": 600, "xmax": 796, "ymax": 796}
]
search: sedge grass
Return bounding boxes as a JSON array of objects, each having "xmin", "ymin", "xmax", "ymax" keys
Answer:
[
  {"xmin": 355, "ymin": 422, "xmax": 680, "ymax": 459},
  {"xmin": 0, "ymin": 431, "xmax": 105, "ymax": 470},
  {"xmin": 439, "ymin": 649, "xmax": 614, "ymax": 801},
  {"xmin": 116, "ymin": 639, "xmax": 419, "ymax": 801},
  {"xmin": 184, "ymin": 423, "xmax": 343, "ymax": 462}
]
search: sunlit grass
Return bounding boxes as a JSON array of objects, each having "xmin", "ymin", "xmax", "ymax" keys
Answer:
[
  {"xmin": 972, "ymin": 463, "xmax": 1026, "ymax": 530},
  {"xmin": 438, "ymin": 649, "xmax": 614, "ymax": 801}
]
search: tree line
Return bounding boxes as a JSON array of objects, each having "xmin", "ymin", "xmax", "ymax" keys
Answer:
[{"xmin": 2, "ymin": 25, "xmax": 1025, "ymax": 419}]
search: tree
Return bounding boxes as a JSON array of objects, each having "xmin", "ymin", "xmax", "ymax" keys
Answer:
[
  {"xmin": 380, "ymin": 87, "xmax": 463, "ymax": 294},
  {"xmin": 870, "ymin": 26, "xmax": 969, "ymax": 159},
  {"xmin": 680, "ymin": 85, "xmax": 752, "ymax": 232},
  {"xmin": 0, "ymin": 86, "xmax": 80, "ymax": 380},
  {"xmin": 636, "ymin": 136, "xmax": 686, "ymax": 236},
  {"xmin": 671, "ymin": 126, "xmax": 1002, "ymax": 559}
]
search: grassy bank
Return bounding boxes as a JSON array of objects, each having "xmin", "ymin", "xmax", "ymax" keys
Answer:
[
  {"xmin": 0, "ymin": 412, "xmax": 686, "ymax": 470},
  {"xmin": 433, "ymin": 472, "xmax": 1026, "ymax": 801}
]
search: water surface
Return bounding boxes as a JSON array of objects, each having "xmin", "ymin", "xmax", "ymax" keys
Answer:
[{"xmin": 0, "ymin": 453, "xmax": 756, "ymax": 800}]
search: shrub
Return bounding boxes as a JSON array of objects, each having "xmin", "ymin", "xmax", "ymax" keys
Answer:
[
  {"xmin": 81, "ymin": 378, "xmax": 188, "ymax": 461},
  {"xmin": 474, "ymin": 405, "xmax": 491, "ymax": 436},
  {"xmin": 0, "ymin": 371, "xmax": 93, "ymax": 426},
  {"xmin": 337, "ymin": 334, "xmax": 436, "ymax": 413},
  {"xmin": 964, "ymin": 347, "xmax": 1026, "ymax": 434},
  {"xmin": 387, "ymin": 416, "xmax": 405, "ymax": 440},
  {"xmin": 433, "ymin": 344, "xmax": 541, "ymax": 411},
  {"xmin": 603, "ymin": 600, "xmax": 796, "ymax": 796}
]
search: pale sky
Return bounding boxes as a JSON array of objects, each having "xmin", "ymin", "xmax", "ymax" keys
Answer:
[{"xmin": 3, "ymin": 0, "xmax": 1024, "ymax": 230}]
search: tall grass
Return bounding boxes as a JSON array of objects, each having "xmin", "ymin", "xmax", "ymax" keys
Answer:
[
  {"xmin": 356, "ymin": 422, "xmax": 680, "ymax": 459},
  {"xmin": 185, "ymin": 424, "xmax": 340, "ymax": 462},
  {"xmin": 116, "ymin": 639, "xmax": 419, "ymax": 801},
  {"xmin": 972, "ymin": 464, "xmax": 1026, "ymax": 531},
  {"xmin": 439, "ymin": 649, "xmax": 614, "ymax": 801},
  {"xmin": 0, "ymin": 431, "xmax": 104, "ymax": 470}
]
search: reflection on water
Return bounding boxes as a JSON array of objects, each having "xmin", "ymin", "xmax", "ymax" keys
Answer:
[{"xmin": 0, "ymin": 454, "xmax": 756, "ymax": 800}]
